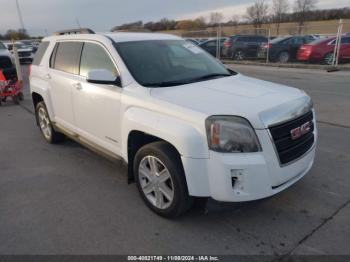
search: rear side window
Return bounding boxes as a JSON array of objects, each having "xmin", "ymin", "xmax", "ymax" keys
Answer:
[
  {"xmin": 342, "ymin": 37, "xmax": 350, "ymax": 44},
  {"xmin": 79, "ymin": 42, "xmax": 117, "ymax": 78},
  {"xmin": 32, "ymin": 41, "xmax": 49, "ymax": 66},
  {"xmin": 236, "ymin": 37, "xmax": 248, "ymax": 42},
  {"xmin": 51, "ymin": 42, "xmax": 83, "ymax": 74},
  {"xmin": 203, "ymin": 41, "xmax": 216, "ymax": 47}
]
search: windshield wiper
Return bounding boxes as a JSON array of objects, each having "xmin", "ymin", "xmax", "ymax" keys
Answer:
[
  {"xmin": 142, "ymin": 73, "xmax": 232, "ymax": 88},
  {"xmin": 190, "ymin": 73, "xmax": 232, "ymax": 82},
  {"xmin": 143, "ymin": 80, "xmax": 192, "ymax": 87}
]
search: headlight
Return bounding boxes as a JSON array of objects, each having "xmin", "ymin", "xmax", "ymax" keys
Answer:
[{"xmin": 205, "ymin": 116, "xmax": 261, "ymax": 153}]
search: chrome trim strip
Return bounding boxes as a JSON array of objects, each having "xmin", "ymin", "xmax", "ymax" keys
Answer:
[{"xmin": 259, "ymin": 96, "xmax": 313, "ymax": 128}]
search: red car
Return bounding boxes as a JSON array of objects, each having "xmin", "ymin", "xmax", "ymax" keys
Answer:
[{"xmin": 297, "ymin": 35, "xmax": 350, "ymax": 64}]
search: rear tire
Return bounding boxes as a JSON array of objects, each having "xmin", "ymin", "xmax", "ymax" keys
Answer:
[
  {"xmin": 134, "ymin": 141, "xmax": 194, "ymax": 218},
  {"xmin": 12, "ymin": 95, "xmax": 19, "ymax": 105},
  {"xmin": 18, "ymin": 92, "xmax": 24, "ymax": 101},
  {"xmin": 35, "ymin": 102, "xmax": 65, "ymax": 144}
]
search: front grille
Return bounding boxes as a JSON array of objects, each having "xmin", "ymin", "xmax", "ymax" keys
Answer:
[
  {"xmin": 269, "ymin": 111, "xmax": 315, "ymax": 165},
  {"xmin": 19, "ymin": 52, "xmax": 31, "ymax": 57}
]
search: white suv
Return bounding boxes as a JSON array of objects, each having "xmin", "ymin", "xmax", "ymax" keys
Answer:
[{"xmin": 30, "ymin": 29, "xmax": 317, "ymax": 217}]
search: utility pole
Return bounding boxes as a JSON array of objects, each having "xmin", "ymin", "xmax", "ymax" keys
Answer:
[
  {"xmin": 15, "ymin": 0, "xmax": 26, "ymax": 31},
  {"xmin": 76, "ymin": 18, "xmax": 81, "ymax": 29}
]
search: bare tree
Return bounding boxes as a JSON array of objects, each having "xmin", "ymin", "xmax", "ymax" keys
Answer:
[
  {"xmin": 209, "ymin": 12, "xmax": 224, "ymax": 26},
  {"xmin": 294, "ymin": 0, "xmax": 318, "ymax": 33},
  {"xmin": 245, "ymin": 0, "xmax": 269, "ymax": 33},
  {"xmin": 272, "ymin": 0, "xmax": 289, "ymax": 35},
  {"xmin": 231, "ymin": 15, "xmax": 241, "ymax": 26}
]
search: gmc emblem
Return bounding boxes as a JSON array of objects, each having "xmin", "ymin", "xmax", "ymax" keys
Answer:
[{"xmin": 291, "ymin": 121, "xmax": 312, "ymax": 140}]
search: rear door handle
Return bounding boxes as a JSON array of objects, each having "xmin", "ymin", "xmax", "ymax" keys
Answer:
[
  {"xmin": 73, "ymin": 82, "xmax": 82, "ymax": 90},
  {"xmin": 44, "ymin": 74, "xmax": 51, "ymax": 80}
]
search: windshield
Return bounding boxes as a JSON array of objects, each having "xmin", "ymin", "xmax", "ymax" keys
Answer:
[
  {"xmin": 15, "ymin": 44, "xmax": 30, "ymax": 49},
  {"xmin": 114, "ymin": 40, "xmax": 234, "ymax": 87}
]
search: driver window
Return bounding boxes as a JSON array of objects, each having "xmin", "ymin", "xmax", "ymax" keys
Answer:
[{"xmin": 80, "ymin": 42, "xmax": 118, "ymax": 78}]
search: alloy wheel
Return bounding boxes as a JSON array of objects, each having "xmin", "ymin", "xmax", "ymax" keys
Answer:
[
  {"xmin": 138, "ymin": 155, "xmax": 174, "ymax": 210},
  {"xmin": 38, "ymin": 107, "xmax": 52, "ymax": 140}
]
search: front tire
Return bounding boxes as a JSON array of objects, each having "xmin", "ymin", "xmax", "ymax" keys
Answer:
[
  {"xmin": 134, "ymin": 142, "xmax": 194, "ymax": 218},
  {"xmin": 232, "ymin": 50, "xmax": 245, "ymax": 61},
  {"xmin": 35, "ymin": 102, "xmax": 65, "ymax": 144}
]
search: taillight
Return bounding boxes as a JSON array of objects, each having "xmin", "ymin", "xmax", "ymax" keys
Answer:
[
  {"xmin": 300, "ymin": 45, "xmax": 312, "ymax": 54},
  {"xmin": 263, "ymin": 43, "xmax": 272, "ymax": 49}
]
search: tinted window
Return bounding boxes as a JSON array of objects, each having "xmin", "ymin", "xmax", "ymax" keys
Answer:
[
  {"xmin": 271, "ymin": 37, "xmax": 289, "ymax": 44},
  {"xmin": 303, "ymin": 36, "xmax": 315, "ymax": 44},
  {"xmin": 203, "ymin": 40, "xmax": 216, "ymax": 47},
  {"xmin": 32, "ymin": 41, "xmax": 49, "ymax": 66},
  {"xmin": 236, "ymin": 37, "xmax": 247, "ymax": 42},
  {"xmin": 281, "ymin": 37, "xmax": 302, "ymax": 45},
  {"xmin": 80, "ymin": 42, "xmax": 117, "ymax": 78},
  {"xmin": 52, "ymin": 42, "xmax": 83, "ymax": 74},
  {"xmin": 342, "ymin": 37, "xmax": 350, "ymax": 44}
]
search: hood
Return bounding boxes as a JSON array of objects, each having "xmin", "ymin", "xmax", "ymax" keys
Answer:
[
  {"xmin": 0, "ymin": 49, "xmax": 12, "ymax": 57},
  {"xmin": 150, "ymin": 74, "xmax": 311, "ymax": 129}
]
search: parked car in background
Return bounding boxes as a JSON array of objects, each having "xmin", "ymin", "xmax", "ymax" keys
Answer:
[
  {"xmin": 0, "ymin": 41, "xmax": 17, "ymax": 82},
  {"xmin": 21, "ymin": 40, "xmax": 38, "ymax": 53},
  {"xmin": 297, "ymin": 35, "xmax": 350, "ymax": 65},
  {"xmin": 5, "ymin": 42, "xmax": 34, "ymax": 64},
  {"xmin": 198, "ymin": 38, "xmax": 227, "ymax": 57},
  {"xmin": 222, "ymin": 35, "xmax": 268, "ymax": 60},
  {"xmin": 258, "ymin": 35, "xmax": 316, "ymax": 63}
]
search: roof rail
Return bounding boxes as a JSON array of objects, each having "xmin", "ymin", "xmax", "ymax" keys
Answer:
[{"xmin": 54, "ymin": 28, "xmax": 95, "ymax": 36}]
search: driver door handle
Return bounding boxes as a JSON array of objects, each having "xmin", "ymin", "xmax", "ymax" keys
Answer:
[{"xmin": 73, "ymin": 82, "xmax": 82, "ymax": 90}]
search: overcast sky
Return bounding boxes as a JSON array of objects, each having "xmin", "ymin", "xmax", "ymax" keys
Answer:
[{"xmin": 0, "ymin": 0, "xmax": 348, "ymax": 36}]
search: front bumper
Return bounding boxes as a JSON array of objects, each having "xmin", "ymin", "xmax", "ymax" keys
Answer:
[{"xmin": 182, "ymin": 127, "xmax": 317, "ymax": 202}]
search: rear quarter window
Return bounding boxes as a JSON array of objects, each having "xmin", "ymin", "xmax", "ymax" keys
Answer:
[
  {"xmin": 32, "ymin": 41, "xmax": 50, "ymax": 66},
  {"xmin": 50, "ymin": 42, "xmax": 83, "ymax": 74}
]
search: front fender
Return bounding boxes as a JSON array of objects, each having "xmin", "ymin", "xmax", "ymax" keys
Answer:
[{"xmin": 122, "ymin": 107, "xmax": 209, "ymax": 160}]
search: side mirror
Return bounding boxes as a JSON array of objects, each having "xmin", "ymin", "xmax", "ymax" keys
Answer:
[{"xmin": 86, "ymin": 69, "xmax": 121, "ymax": 86}]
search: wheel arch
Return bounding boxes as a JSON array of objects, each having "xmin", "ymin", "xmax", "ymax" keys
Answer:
[{"xmin": 122, "ymin": 107, "xmax": 209, "ymax": 184}]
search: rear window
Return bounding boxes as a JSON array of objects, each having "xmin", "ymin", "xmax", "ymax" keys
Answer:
[
  {"xmin": 51, "ymin": 42, "xmax": 83, "ymax": 74},
  {"xmin": 32, "ymin": 41, "xmax": 49, "ymax": 66}
]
